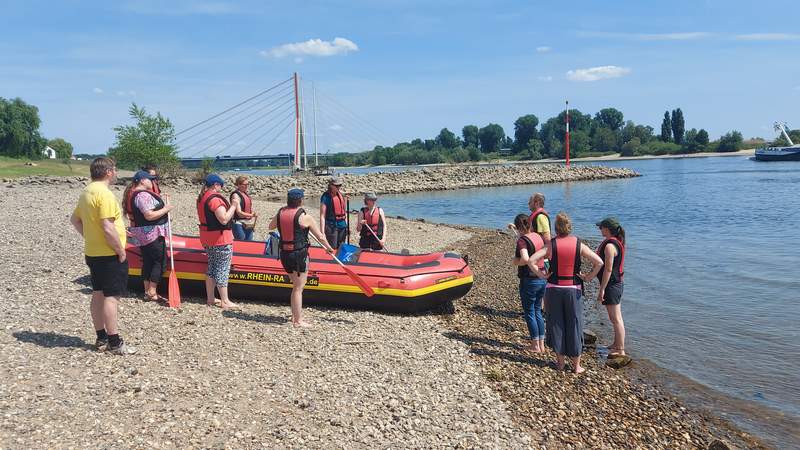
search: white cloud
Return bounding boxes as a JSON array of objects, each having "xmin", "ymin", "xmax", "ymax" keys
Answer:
[
  {"xmin": 536, "ymin": 46, "xmax": 551, "ymax": 53},
  {"xmin": 735, "ymin": 33, "xmax": 800, "ymax": 41},
  {"xmin": 329, "ymin": 124, "xmax": 343, "ymax": 131},
  {"xmin": 578, "ymin": 31, "xmax": 712, "ymax": 41},
  {"xmin": 566, "ymin": 65, "xmax": 631, "ymax": 82},
  {"xmin": 537, "ymin": 76, "xmax": 553, "ymax": 82},
  {"xmin": 262, "ymin": 37, "xmax": 359, "ymax": 59},
  {"xmin": 92, "ymin": 87, "xmax": 104, "ymax": 94}
]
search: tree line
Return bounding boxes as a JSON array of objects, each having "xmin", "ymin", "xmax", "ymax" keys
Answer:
[
  {"xmin": 0, "ymin": 97, "xmax": 75, "ymax": 159},
  {"xmin": 327, "ymin": 106, "xmax": 761, "ymax": 166}
]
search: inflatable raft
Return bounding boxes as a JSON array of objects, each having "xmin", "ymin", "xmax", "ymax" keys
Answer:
[{"xmin": 126, "ymin": 235, "xmax": 473, "ymax": 312}]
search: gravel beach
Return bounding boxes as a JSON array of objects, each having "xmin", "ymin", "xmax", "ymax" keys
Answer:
[{"xmin": 0, "ymin": 178, "xmax": 765, "ymax": 449}]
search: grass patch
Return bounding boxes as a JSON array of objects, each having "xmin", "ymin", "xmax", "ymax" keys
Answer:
[{"xmin": 0, "ymin": 156, "xmax": 90, "ymax": 178}]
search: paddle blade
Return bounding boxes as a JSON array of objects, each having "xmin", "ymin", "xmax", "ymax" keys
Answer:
[
  {"xmin": 167, "ymin": 271, "xmax": 181, "ymax": 308},
  {"xmin": 342, "ymin": 265, "xmax": 375, "ymax": 297}
]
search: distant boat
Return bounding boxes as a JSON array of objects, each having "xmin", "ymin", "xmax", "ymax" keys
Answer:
[{"xmin": 755, "ymin": 122, "xmax": 800, "ymax": 161}]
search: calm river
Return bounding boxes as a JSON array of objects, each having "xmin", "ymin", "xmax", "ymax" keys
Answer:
[{"xmin": 376, "ymin": 157, "xmax": 800, "ymax": 443}]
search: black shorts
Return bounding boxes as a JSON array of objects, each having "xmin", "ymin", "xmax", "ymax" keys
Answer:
[
  {"xmin": 280, "ymin": 248, "xmax": 309, "ymax": 274},
  {"xmin": 359, "ymin": 234, "xmax": 383, "ymax": 251},
  {"xmin": 85, "ymin": 255, "xmax": 129, "ymax": 297},
  {"xmin": 602, "ymin": 281, "xmax": 624, "ymax": 306},
  {"xmin": 325, "ymin": 222, "xmax": 348, "ymax": 249}
]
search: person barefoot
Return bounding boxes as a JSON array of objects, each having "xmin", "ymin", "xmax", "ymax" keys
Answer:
[
  {"xmin": 530, "ymin": 213, "xmax": 603, "ymax": 374},
  {"xmin": 511, "ymin": 214, "xmax": 549, "ymax": 353},
  {"xmin": 595, "ymin": 217, "xmax": 627, "ymax": 357},
  {"xmin": 269, "ymin": 188, "xmax": 334, "ymax": 327}
]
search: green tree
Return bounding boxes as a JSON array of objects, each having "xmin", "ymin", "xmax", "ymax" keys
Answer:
[
  {"xmin": 478, "ymin": 123, "xmax": 505, "ymax": 152},
  {"xmin": 466, "ymin": 145, "xmax": 482, "ymax": 161},
  {"xmin": 462, "ymin": 125, "xmax": 479, "ymax": 148},
  {"xmin": 773, "ymin": 128, "xmax": 800, "ymax": 146},
  {"xmin": 594, "ymin": 108, "xmax": 624, "ymax": 132},
  {"xmin": 717, "ymin": 130, "xmax": 743, "ymax": 152},
  {"xmin": 592, "ymin": 127, "xmax": 618, "ymax": 153},
  {"xmin": 695, "ymin": 129, "xmax": 709, "ymax": 150},
  {"xmin": 435, "ymin": 128, "xmax": 458, "ymax": 149},
  {"xmin": 671, "ymin": 108, "xmax": 685, "ymax": 145},
  {"xmin": 47, "ymin": 137, "xmax": 74, "ymax": 159},
  {"xmin": 621, "ymin": 121, "xmax": 655, "ymax": 144},
  {"xmin": 660, "ymin": 111, "xmax": 672, "ymax": 142},
  {"xmin": 569, "ymin": 130, "xmax": 591, "ymax": 156},
  {"xmin": 512, "ymin": 114, "xmax": 539, "ymax": 153},
  {"xmin": 0, "ymin": 97, "xmax": 47, "ymax": 159},
  {"xmin": 621, "ymin": 137, "xmax": 641, "ymax": 157},
  {"xmin": 108, "ymin": 103, "xmax": 180, "ymax": 171},
  {"xmin": 524, "ymin": 138, "xmax": 544, "ymax": 160}
]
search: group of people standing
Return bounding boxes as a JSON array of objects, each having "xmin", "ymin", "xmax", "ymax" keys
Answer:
[{"xmin": 511, "ymin": 193, "xmax": 627, "ymax": 373}]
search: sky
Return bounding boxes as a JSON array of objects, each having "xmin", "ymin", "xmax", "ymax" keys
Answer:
[{"xmin": 2, "ymin": 0, "xmax": 799, "ymax": 156}]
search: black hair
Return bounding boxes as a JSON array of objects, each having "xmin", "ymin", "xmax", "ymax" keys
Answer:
[
  {"xmin": 612, "ymin": 225, "xmax": 626, "ymax": 245},
  {"xmin": 287, "ymin": 197, "xmax": 302, "ymax": 208},
  {"xmin": 513, "ymin": 213, "xmax": 530, "ymax": 233}
]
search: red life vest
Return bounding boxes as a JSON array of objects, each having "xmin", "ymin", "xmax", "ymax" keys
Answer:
[
  {"xmin": 197, "ymin": 189, "xmax": 232, "ymax": 232},
  {"xmin": 359, "ymin": 206, "xmax": 384, "ymax": 239},
  {"xmin": 230, "ymin": 189, "xmax": 253, "ymax": 220},
  {"xmin": 517, "ymin": 232, "xmax": 545, "ymax": 278},
  {"xmin": 529, "ymin": 208, "xmax": 550, "ymax": 236},
  {"xmin": 326, "ymin": 190, "xmax": 347, "ymax": 221},
  {"xmin": 596, "ymin": 237, "xmax": 625, "ymax": 283},
  {"xmin": 127, "ymin": 190, "xmax": 167, "ymax": 228},
  {"xmin": 277, "ymin": 207, "xmax": 308, "ymax": 251},
  {"xmin": 151, "ymin": 179, "xmax": 161, "ymax": 195},
  {"xmin": 548, "ymin": 236, "xmax": 582, "ymax": 286}
]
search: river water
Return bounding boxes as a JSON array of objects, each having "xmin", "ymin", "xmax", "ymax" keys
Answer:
[{"xmin": 373, "ymin": 157, "xmax": 800, "ymax": 438}]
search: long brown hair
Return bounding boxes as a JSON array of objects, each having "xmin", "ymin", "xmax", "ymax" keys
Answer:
[
  {"xmin": 514, "ymin": 214, "xmax": 531, "ymax": 234},
  {"xmin": 610, "ymin": 224, "xmax": 626, "ymax": 245},
  {"xmin": 122, "ymin": 181, "xmax": 142, "ymax": 217}
]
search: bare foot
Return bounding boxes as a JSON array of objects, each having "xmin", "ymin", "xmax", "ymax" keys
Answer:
[
  {"xmin": 207, "ymin": 298, "xmax": 222, "ymax": 307},
  {"xmin": 573, "ymin": 366, "xmax": 586, "ymax": 374},
  {"xmin": 220, "ymin": 302, "xmax": 241, "ymax": 311},
  {"xmin": 554, "ymin": 362, "xmax": 565, "ymax": 371},
  {"xmin": 523, "ymin": 342, "xmax": 542, "ymax": 352},
  {"xmin": 292, "ymin": 320, "xmax": 312, "ymax": 328}
]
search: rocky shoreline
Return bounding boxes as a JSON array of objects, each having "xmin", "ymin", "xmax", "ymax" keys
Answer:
[
  {"xmin": 441, "ymin": 226, "xmax": 769, "ymax": 449},
  {"xmin": 0, "ymin": 180, "xmax": 768, "ymax": 449},
  {"xmin": 2, "ymin": 163, "xmax": 638, "ymax": 198}
]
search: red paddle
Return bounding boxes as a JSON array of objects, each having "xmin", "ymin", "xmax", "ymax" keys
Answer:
[
  {"xmin": 166, "ymin": 211, "xmax": 181, "ymax": 308},
  {"xmin": 309, "ymin": 234, "xmax": 374, "ymax": 297}
]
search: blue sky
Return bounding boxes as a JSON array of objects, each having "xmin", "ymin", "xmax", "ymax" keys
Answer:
[{"xmin": 2, "ymin": 0, "xmax": 799, "ymax": 156}]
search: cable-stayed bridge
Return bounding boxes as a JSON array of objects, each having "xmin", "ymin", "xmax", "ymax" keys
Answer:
[{"xmin": 176, "ymin": 73, "xmax": 392, "ymax": 170}]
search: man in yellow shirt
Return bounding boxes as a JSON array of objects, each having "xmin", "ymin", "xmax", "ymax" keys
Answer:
[
  {"xmin": 528, "ymin": 192, "xmax": 551, "ymax": 253},
  {"xmin": 70, "ymin": 157, "xmax": 136, "ymax": 355}
]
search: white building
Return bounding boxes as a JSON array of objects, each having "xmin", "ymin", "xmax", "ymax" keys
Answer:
[{"xmin": 43, "ymin": 146, "xmax": 57, "ymax": 159}]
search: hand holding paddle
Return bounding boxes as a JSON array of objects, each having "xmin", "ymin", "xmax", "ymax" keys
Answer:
[{"xmin": 308, "ymin": 233, "xmax": 375, "ymax": 297}]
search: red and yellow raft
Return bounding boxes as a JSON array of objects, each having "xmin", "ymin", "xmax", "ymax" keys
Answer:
[{"xmin": 126, "ymin": 235, "xmax": 473, "ymax": 312}]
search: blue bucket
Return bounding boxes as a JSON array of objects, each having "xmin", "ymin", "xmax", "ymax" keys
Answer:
[{"xmin": 336, "ymin": 243, "xmax": 360, "ymax": 263}]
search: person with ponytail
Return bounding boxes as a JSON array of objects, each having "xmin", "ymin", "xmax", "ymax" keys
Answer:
[
  {"xmin": 595, "ymin": 217, "xmax": 627, "ymax": 356},
  {"xmin": 123, "ymin": 170, "xmax": 174, "ymax": 302},
  {"xmin": 511, "ymin": 214, "xmax": 549, "ymax": 353}
]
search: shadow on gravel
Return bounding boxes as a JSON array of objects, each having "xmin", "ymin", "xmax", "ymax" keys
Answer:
[
  {"xmin": 12, "ymin": 331, "xmax": 90, "ymax": 350},
  {"xmin": 470, "ymin": 347, "xmax": 552, "ymax": 368},
  {"xmin": 318, "ymin": 317, "xmax": 356, "ymax": 325},
  {"xmin": 442, "ymin": 331, "xmax": 521, "ymax": 350},
  {"xmin": 470, "ymin": 305, "xmax": 521, "ymax": 319},
  {"xmin": 222, "ymin": 310, "xmax": 287, "ymax": 324}
]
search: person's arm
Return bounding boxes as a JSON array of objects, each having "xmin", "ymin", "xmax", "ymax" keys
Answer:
[
  {"xmin": 355, "ymin": 210, "xmax": 364, "ymax": 232},
  {"xmin": 213, "ymin": 202, "xmax": 236, "ymax": 225},
  {"xmin": 513, "ymin": 247, "xmax": 529, "ymax": 267},
  {"xmin": 319, "ymin": 201, "xmax": 327, "ymax": 232},
  {"xmin": 538, "ymin": 216, "xmax": 552, "ymax": 258},
  {"xmin": 580, "ymin": 243, "xmax": 604, "ymax": 281},
  {"xmin": 268, "ymin": 212, "xmax": 278, "ymax": 230},
  {"xmin": 70, "ymin": 210, "xmax": 83, "ymax": 237},
  {"xmin": 526, "ymin": 247, "xmax": 550, "ymax": 279},
  {"xmin": 230, "ymin": 193, "xmax": 254, "ymax": 219},
  {"xmin": 101, "ymin": 218, "xmax": 126, "ymax": 262},
  {"xmin": 597, "ymin": 244, "xmax": 617, "ymax": 302},
  {"xmin": 302, "ymin": 214, "xmax": 334, "ymax": 253},
  {"xmin": 379, "ymin": 209, "xmax": 387, "ymax": 244},
  {"xmin": 142, "ymin": 195, "xmax": 175, "ymax": 221}
]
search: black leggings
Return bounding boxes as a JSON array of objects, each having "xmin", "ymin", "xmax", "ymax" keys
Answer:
[{"xmin": 140, "ymin": 237, "xmax": 166, "ymax": 283}]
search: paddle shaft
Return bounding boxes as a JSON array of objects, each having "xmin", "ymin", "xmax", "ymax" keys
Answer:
[
  {"xmin": 346, "ymin": 199, "xmax": 350, "ymax": 245},
  {"xmin": 167, "ymin": 212, "xmax": 175, "ymax": 271},
  {"xmin": 363, "ymin": 215, "xmax": 388, "ymax": 253},
  {"xmin": 308, "ymin": 232, "xmax": 375, "ymax": 297}
]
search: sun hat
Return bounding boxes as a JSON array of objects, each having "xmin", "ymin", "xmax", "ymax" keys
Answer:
[
  {"xmin": 287, "ymin": 188, "xmax": 305, "ymax": 200},
  {"xmin": 329, "ymin": 176, "xmax": 343, "ymax": 186},
  {"xmin": 133, "ymin": 170, "xmax": 156, "ymax": 182},
  {"xmin": 364, "ymin": 192, "xmax": 378, "ymax": 201}
]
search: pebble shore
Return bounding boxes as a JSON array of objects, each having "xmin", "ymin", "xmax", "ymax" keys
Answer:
[{"xmin": 0, "ymin": 176, "xmax": 765, "ymax": 449}]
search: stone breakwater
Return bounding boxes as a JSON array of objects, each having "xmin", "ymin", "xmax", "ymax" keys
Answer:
[{"xmin": 4, "ymin": 164, "xmax": 638, "ymax": 198}]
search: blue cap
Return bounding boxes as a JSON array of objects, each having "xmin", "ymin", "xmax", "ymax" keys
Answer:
[
  {"xmin": 287, "ymin": 188, "xmax": 304, "ymax": 200},
  {"xmin": 133, "ymin": 170, "xmax": 156, "ymax": 182},
  {"xmin": 205, "ymin": 174, "xmax": 225, "ymax": 187}
]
